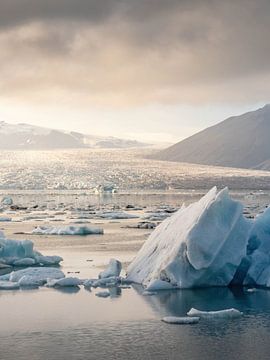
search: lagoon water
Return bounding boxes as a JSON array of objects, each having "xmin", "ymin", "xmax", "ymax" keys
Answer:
[{"xmin": 1, "ymin": 149, "xmax": 270, "ymax": 360}]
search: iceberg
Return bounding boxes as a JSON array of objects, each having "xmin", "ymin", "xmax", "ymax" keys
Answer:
[
  {"xmin": 242, "ymin": 207, "xmax": 270, "ymax": 287},
  {"xmin": 31, "ymin": 225, "xmax": 103, "ymax": 235},
  {"xmin": 0, "ymin": 232, "xmax": 63, "ymax": 267},
  {"xmin": 187, "ymin": 308, "xmax": 243, "ymax": 319},
  {"xmin": 127, "ymin": 187, "xmax": 251, "ymax": 289}
]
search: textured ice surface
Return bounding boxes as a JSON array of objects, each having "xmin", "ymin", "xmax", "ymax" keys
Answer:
[
  {"xmin": 8, "ymin": 267, "xmax": 65, "ymax": 283},
  {"xmin": 127, "ymin": 187, "xmax": 251, "ymax": 288},
  {"xmin": 162, "ymin": 316, "xmax": 200, "ymax": 324},
  {"xmin": 32, "ymin": 225, "xmax": 103, "ymax": 235},
  {"xmin": 95, "ymin": 291, "xmax": 110, "ymax": 298},
  {"xmin": 46, "ymin": 277, "xmax": 81, "ymax": 287},
  {"xmin": 99, "ymin": 259, "xmax": 122, "ymax": 279},
  {"xmin": 187, "ymin": 308, "xmax": 243, "ymax": 319},
  {"xmin": 0, "ymin": 232, "xmax": 63, "ymax": 266}
]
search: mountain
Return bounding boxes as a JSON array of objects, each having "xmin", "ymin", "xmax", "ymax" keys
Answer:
[
  {"xmin": 152, "ymin": 105, "xmax": 270, "ymax": 170},
  {"xmin": 0, "ymin": 122, "xmax": 148, "ymax": 150}
]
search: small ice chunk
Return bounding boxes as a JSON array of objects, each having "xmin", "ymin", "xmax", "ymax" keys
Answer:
[
  {"xmin": 0, "ymin": 280, "xmax": 20, "ymax": 290},
  {"xmin": 92, "ymin": 276, "xmax": 120, "ymax": 288},
  {"xmin": 142, "ymin": 291, "xmax": 158, "ymax": 296},
  {"xmin": 83, "ymin": 279, "xmax": 94, "ymax": 288},
  {"xmin": 97, "ymin": 211, "xmax": 139, "ymax": 220},
  {"xmin": 46, "ymin": 277, "xmax": 81, "ymax": 287},
  {"xmin": 13, "ymin": 258, "xmax": 36, "ymax": 267},
  {"xmin": 32, "ymin": 225, "xmax": 103, "ymax": 235},
  {"xmin": 0, "ymin": 217, "xmax": 12, "ymax": 222},
  {"xmin": 1, "ymin": 197, "xmax": 13, "ymax": 206},
  {"xmin": 187, "ymin": 308, "xmax": 243, "ymax": 319},
  {"xmin": 99, "ymin": 259, "xmax": 122, "ymax": 279},
  {"xmin": 162, "ymin": 316, "xmax": 200, "ymax": 325},
  {"xmin": 95, "ymin": 291, "xmax": 110, "ymax": 298},
  {"xmin": 247, "ymin": 288, "xmax": 258, "ymax": 293},
  {"xmin": 146, "ymin": 279, "xmax": 175, "ymax": 291}
]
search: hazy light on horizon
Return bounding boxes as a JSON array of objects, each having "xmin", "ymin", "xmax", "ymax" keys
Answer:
[{"xmin": 0, "ymin": 0, "xmax": 269, "ymax": 143}]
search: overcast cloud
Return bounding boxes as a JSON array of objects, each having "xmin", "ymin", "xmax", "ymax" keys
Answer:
[{"xmin": 0, "ymin": 0, "xmax": 269, "ymax": 140}]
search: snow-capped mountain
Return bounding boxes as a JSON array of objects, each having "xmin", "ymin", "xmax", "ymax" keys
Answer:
[
  {"xmin": 152, "ymin": 104, "xmax": 270, "ymax": 170},
  {"xmin": 0, "ymin": 121, "xmax": 148, "ymax": 149}
]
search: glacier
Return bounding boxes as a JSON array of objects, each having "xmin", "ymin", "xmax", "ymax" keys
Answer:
[{"xmin": 127, "ymin": 187, "xmax": 270, "ymax": 289}]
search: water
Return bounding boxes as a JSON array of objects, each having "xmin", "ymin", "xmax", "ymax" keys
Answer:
[
  {"xmin": 1, "ymin": 149, "xmax": 270, "ymax": 359},
  {"xmin": 1, "ymin": 286, "xmax": 270, "ymax": 360}
]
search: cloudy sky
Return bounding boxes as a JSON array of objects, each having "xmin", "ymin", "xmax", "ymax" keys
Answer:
[{"xmin": 0, "ymin": 0, "xmax": 269, "ymax": 143}]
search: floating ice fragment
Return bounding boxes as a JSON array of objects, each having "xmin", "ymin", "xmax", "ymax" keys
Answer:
[
  {"xmin": 1, "ymin": 197, "xmax": 13, "ymax": 206},
  {"xmin": 187, "ymin": 308, "xmax": 243, "ymax": 319},
  {"xmin": 95, "ymin": 291, "xmax": 110, "ymax": 298},
  {"xmin": 31, "ymin": 225, "xmax": 103, "ymax": 235},
  {"xmin": 46, "ymin": 277, "xmax": 81, "ymax": 287},
  {"xmin": 97, "ymin": 211, "xmax": 139, "ymax": 220},
  {"xmin": 99, "ymin": 259, "xmax": 122, "ymax": 279},
  {"xmin": 7, "ymin": 267, "xmax": 65, "ymax": 284},
  {"xmin": 162, "ymin": 316, "xmax": 200, "ymax": 325}
]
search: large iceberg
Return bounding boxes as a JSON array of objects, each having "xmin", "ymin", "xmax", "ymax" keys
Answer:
[
  {"xmin": 0, "ymin": 231, "xmax": 63, "ymax": 267},
  {"xmin": 127, "ymin": 187, "xmax": 252, "ymax": 289}
]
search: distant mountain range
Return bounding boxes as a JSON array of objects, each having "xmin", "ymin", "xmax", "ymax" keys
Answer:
[
  {"xmin": 152, "ymin": 105, "xmax": 270, "ymax": 170},
  {"xmin": 0, "ymin": 122, "xmax": 148, "ymax": 150}
]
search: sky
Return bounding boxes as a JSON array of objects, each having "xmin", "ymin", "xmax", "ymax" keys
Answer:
[{"xmin": 0, "ymin": 0, "xmax": 269, "ymax": 143}]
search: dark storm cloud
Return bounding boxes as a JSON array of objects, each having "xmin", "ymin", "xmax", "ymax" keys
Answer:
[{"xmin": 0, "ymin": 0, "xmax": 270, "ymax": 105}]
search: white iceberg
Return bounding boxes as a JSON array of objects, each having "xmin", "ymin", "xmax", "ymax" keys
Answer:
[
  {"xmin": 127, "ymin": 187, "xmax": 251, "ymax": 289},
  {"xmin": 162, "ymin": 316, "xmax": 200, "ymax": 324},
  {"xmin": 31, "ymin": 225, "xmax": 103, "ymax": 235},
  {"xmin": 187, "ymin": 308, "xmax": 243, "ymax": 319},
  {"xmin": 99, "ymin": 259, "xmax": 122, "ymax": 279},
  {"xmin": 0, "ymin": 232, "xmax": 63, "ymax": 267}
]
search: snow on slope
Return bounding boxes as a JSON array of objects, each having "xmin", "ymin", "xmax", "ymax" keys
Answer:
[{"xmin": 0, "ymin": 121, "xmax": 148, "ymax": 149}]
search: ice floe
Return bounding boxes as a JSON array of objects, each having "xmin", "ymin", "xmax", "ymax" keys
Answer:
[
  {"xmin": 162, "ymin": 316, "xmax": 200, "ymax": 325},
  {"xmin": 187, "ymin": 308, "xmax": 243, "ymax": 319},
  {"xmin": 0, "ymin": 232, "xmax": 63, "ymax": 267},
  {"xmin": 46, "ymin": 277, "xmax": 82, "ymax": 287},
  {"xmin": 31, "ymin": 225, "xmax": 103, "ymax": 235}
]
